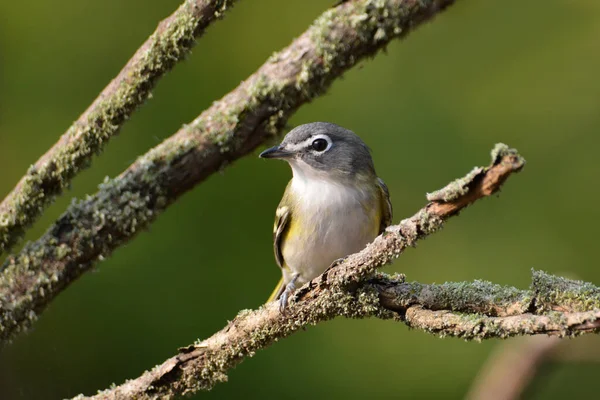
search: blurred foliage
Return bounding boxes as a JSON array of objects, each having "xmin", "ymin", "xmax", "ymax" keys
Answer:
[{"xmin": 1, "ymin": 0, "xmax": 600, "ymax": 399}]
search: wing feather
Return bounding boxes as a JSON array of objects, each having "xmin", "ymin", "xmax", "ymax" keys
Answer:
[
  {"xmin": 273, "ymin": 182, "xmax": 293, "ymax": 269},
  {"xmin": 273, "ymin": 206, "xmax": 290, "ymax": 269},
  {"xmin": 377, "ymin": 178, "xmax": 393, "ymax": 234}
]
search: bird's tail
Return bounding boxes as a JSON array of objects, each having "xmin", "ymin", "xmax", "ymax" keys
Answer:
[{"xmin": 267, "ymin": 278, "xmax": 285, "ymax": 303}]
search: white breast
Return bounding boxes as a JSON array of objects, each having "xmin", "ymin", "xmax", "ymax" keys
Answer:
[{"xmin": 282, "ymin": 161, "xmax": 379, "ymax": 286}]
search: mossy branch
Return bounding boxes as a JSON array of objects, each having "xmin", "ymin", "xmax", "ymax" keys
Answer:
[
  {"xmin": 375, "ymin": 271, "xmax": 600, "ymax": 338},
  {"xmin": 83, "ymin": 273, "xmax": 600, "ymax": 400},
  {"xmin": 0, "ymin": 0, "xmax": 238, "ymax": 256},
  {"xmin": 67, "ymin": 145, "xmax": 582, "ymax": 400},
  {"xmin": 0, "ymin": 0, "xmax": 457, "ymax": 342}
]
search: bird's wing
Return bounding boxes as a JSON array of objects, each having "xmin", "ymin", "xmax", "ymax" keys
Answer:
[
  {"xmin": 377, "ymin": 177, "xmax": 393, "ymax": 234},
  {"xmin": 273, "ymin": 202, "xmax": 291, "ymax": 270}
]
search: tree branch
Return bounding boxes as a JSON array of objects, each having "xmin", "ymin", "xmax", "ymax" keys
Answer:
[
  {"xmin": 0, "ymin": 0, "xmax": 238, "ymax": 256},
  {"xmin": 81, "ymin": 271, "xmax": 600, "ymax": 399},
  {"xmin": 376, "ymin": 269, "xmax": 600, "ymax": 318},
  {"xmin": 70, "ymin": 145, "xmax": 560, "ymax": 400},
  {"xmin": 0, "ymin": 0, "xmax": 457, "ymax": 342}
]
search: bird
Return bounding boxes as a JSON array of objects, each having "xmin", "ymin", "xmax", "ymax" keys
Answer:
[{"xmin": 259, "ymin": 122, "xmax": 392, "ymax": 310}]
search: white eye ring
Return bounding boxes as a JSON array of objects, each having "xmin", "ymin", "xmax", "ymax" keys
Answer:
[{"xmin": 310, "ymin": 134, "xmax": 332, "ymax": 153}]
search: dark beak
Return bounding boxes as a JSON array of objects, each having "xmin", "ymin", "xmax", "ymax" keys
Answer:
[{"xmin": 259, "ymin": 145, "xmax": 293, "ymax": 159}]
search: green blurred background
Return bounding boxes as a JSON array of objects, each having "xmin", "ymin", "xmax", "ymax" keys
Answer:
[{"xmin": 1, "ymin": 0, "xmax": 600, "ymax": 398}]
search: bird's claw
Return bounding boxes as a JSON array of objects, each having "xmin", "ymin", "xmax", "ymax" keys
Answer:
[{"xmin": 278, "ymin": 277, "xmax": 298, "ymax": 313}]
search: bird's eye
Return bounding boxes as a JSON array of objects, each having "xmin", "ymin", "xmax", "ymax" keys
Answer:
[{"xmin": 311, "ymin": 138, "xmax": 328, "ymax": 152}]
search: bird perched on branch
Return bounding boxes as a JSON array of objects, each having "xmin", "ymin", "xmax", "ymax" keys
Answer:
[{"xmin": 259, "ymin": 122, "xmax": 392, "ymax": 310}]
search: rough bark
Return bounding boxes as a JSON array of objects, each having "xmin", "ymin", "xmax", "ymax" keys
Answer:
[
  {"xmin": 0, "ymin": 0, "xmax": 457, "ymax": 342},
  {"xmin": 83, "ymin": 271, "xmax": 596, "ymax": 399},
  {"xmin": 0, "ymin": 0, "xmax": 238, "ymax": 255},
  {"xmin": 75, "ymin": 145, "xmax": 599, "ymax": 400}
]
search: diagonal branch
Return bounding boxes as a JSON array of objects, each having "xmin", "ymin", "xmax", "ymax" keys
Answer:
[
  {"xmin": 75, "ymin": 145, "xmax": 546, "ymax": 399},
  {"xmin": 0, "ymin": 0, "xmax": 457, "ymax": 342},
  {"xmin": 0, "ymin": 0, "xmax": 238, "ymax": 256}
]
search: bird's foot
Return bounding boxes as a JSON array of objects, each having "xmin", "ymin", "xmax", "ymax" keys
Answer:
[{"xmin": 278, "ymin": 275, "xmax": 299, "ymax": 313}]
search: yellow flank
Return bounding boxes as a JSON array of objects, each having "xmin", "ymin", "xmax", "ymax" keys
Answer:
[
  {"xmin": 260, "ymin": 123, "xmax": 394, "ymax": 307},
  {"xmin": 374, "ymin": 191, "xmax": 383, "ymax": 231},
  {"xmin": 268, "ymin": 212, "xmax": 298, "ymax": 302},
  {"xmin": 281, "ymin": 213, "xmax": 300, "ymax": 245},
  {"xmin": 267, "ymin": 277, "xmax": 284, "ymax": 302}
]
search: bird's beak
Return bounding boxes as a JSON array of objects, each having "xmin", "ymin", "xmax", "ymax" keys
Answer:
[{"xmin": 259, "ymin": 145, "xmax": 293, "ymax": 159}]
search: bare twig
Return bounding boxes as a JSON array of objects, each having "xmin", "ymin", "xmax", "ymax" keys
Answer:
[
  {"xmin": 71, "ymin": 145, "xmax": 573, "ymax": 400},
  {"xmin": 465, "ymin": 336, "xmax": 561, "ymax": 400},
  {"xmin": 0, "ymin": 0, "xmax": 238, "ymax": 255},
  {"xmin": 0, "ymin": 0, "xmax": 457, "ymax": 342}
]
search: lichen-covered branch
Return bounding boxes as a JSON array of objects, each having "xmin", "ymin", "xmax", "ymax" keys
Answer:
[
  {"xmin": 376, "ymin": 270, "xmax": 600, "ymax": 317},
  {"xmin": 403, "ymin": 306, "xmax": 600, "ymax": 339},
  {"xmin": 0, "ymin": 0, "xmax": 457, "ymax": 342},
  {"xmin": 0, "ymin": 0, "xmax": 238, "ymax": 255},
  {"xmin": 72, "ymin": 145, "xmax": 553, "ymax": 399},
  {"xmin": 84, "ymin": 272, "xmax": 599, "ymax": 400}
]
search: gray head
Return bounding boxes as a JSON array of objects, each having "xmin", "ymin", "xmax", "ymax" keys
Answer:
[{"xmin": 259, "ymin": 122, "xmax": 376, "ymax": 179}]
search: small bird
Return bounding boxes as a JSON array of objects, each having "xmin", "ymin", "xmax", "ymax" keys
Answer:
[{"xmin": 259, "ymin": 122, "xmax": 392, "ymax": 310}]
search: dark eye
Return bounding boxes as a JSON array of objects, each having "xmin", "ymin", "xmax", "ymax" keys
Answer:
[{"xmin": 312, "ymin": 138, "xmax": 328, "ymax": 152}]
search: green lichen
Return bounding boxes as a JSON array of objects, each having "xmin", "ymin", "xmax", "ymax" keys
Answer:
[
  {"xmin": 96, "ymin": 282, "xmax": 395, "ymax": 398},
  {"xmin": 374, "ymin": 271, "xmax": 534, "ymax": 318},
  {"xmin": 391, "ymin": 279, "xmax": 531, "ymax": 317},
  {"xmin": 181, "ymin": 0, "xmax": 452, "ymax": 163},
  {"xmin": 1, "ymin": 0, "xmax": 460, "ymax": 356},
  {"xmin": 0, "ymin": 0, "xmax": 239, "ymax": 256},
  {"xmin": 0, "ymin": 172, "xmax": 168, "ymax": 341},
  {"xmin": 79, "ymin": 273, "xmax": 599, "ymax": 397},
  {"xmin": 426, "ymin": 167, "xmax": 484, "ymax": 202},
  {"xmin": 490, "ymin": 143, "xmax": 526, "ymax": 169},
  {"xmin": 54, "ymin": 244, "xmax": 71, "ymax": 260},
  {"xmin": 532, "ymin": 269, "xmax": 600, "ymax": 312},
  {"xmin": 490, "ymin": 143, "xmax": 510, "ymax": 164},
  {"xmin": 176, "ymin": 285, "xmax": 393, "ymax": 394},
  {"xmin": 415, "ymin": 209, "xmax": 444, "ymax": 235},
  {"xmin": 203, "ymin": 73, "xmax": 287, "ymax": 150}
]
